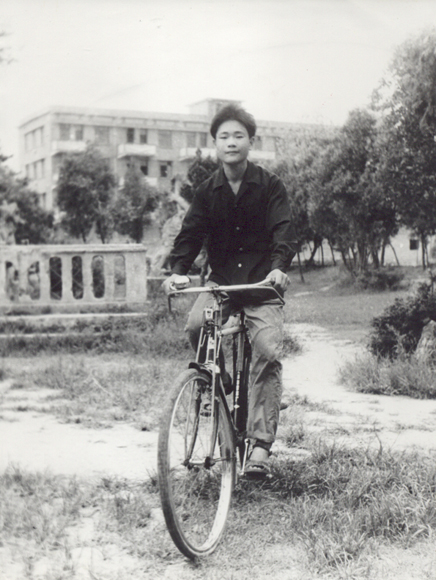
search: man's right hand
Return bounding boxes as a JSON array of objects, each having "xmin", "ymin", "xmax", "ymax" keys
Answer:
[{"xmin": 162, "ymin": 274, "xmax": 191, "ymax": 295}]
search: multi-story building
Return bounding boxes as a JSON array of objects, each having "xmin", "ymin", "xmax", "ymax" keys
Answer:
[{"xmin": 19, "ymin": 98, "xmax": 304, "ymax": 210}]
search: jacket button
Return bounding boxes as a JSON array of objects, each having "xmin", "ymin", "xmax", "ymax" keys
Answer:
[
  {"xmin": 238, "ymin": 263, "xmax": 242, "ymax": 268},
  {"xmin": 236, "ymin": 226, "xmax": 240, "ymax": 231}
]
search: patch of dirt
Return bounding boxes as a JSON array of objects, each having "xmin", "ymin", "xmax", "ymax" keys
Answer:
[{"xmin": 0, "ymin": 382, "xmax": 157, "ymax": 480}]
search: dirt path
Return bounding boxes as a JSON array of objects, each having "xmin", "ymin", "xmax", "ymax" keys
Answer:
[
  {"xmin": 2, "ymin": 323, "xmax": 436, "ymax": 481},
  {"xmin": 283, "ymin": 323, "xmax": 436, "ymax": 455}
]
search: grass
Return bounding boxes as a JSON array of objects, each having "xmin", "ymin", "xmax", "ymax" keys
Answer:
[
  {"xmin": 6, "ymin": 355, "xmax": 185, "ymax": 429},
  {"xmin": 286, "ymin": 265, "xmax": 414, "ymax": 342},
  {"xmin": 2, "ymin": 264, "xmax": 436, "ymax": 578},
  {"xmin": 2, "ymin": 440, "xmax": 436, "ymax": 579},
  {"xmin": 339, "ymin": 352, "xmax": 436, "ymax": 399}
]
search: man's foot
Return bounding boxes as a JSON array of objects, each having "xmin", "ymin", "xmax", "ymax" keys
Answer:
[{"xmin": 244, "ymin": 445, "xmax": 270, "ymax": 479}]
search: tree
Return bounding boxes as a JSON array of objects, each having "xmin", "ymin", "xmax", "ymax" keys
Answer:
[
  {"xmin": 372, "ymin": 29, "xmax": 436, "ymax": 268},
  {"xmin": 57, "ymin": 145, "xmax": 116, "ymax": 242},
  {"xmin": 271, "ymin": 126, "xmax": 336, "ymax": 268},
  {"xmin": 308, "ymin": 109, "xmax": 398, "ymax": 274},
  {"xmin": 0, "ymin": 155, "xmax": 53, "ymax": 244},
  {"xmin": 179, "ymin": 150, "xmax": 219, "ymax": 203},
  {"xmin": 112, "ymin": 165, "xmax": 159, "ymax": 243}
]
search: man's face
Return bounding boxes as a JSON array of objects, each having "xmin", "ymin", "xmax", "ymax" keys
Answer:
[{"xmin": 213, "ymin": 120, "xmax": 254, "ymax": 166}]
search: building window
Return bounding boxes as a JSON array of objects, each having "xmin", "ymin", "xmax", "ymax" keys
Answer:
[
  {"xmin": 75, "ymin": 126, "xmax": 84, "ymax": 140},
  {"xmin": 38, "ymin": 127, "xmax": 44, "ymax": 146},
  {"xmin": 140, "ymin": 164, "xmax": 148, "ymax": 176},
  {"xmin": 95, "ymin": 126, "xmax": 110, "ymax": 144},
  {"xmin": 60, "ymin": 124, "xmax": 71, "ymax": 141},
  {"xmin": 127, "ymin": 128, "xmax": 135, "ymax": 143},
  {"xmin": 199, "ymin": 132, "xmax": 207, "ymax": 148},
  {"xmin": 253, "ymin": 135, "xmax": 263, "ymax": 150},
  {"xmin": 160, "ymin": 162, "xmax": 172, "ymax": 178},
  {"xmin": 158, "ymin": 130, "xmax": 172, "ymax": 148},
  {"xmin": 186, "ymin": 132, "xmax": 196, "ymax": 148},
  {"xmin": 139, "ymin": 129, "xmax": 148, "ymax": 144}
]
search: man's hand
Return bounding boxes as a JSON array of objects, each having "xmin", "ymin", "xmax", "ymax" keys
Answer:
[
  {"xmin": 266, "ymin": 269, "xmax": 289, "ymax": 293},
  {"xmin": 162, "ymin": 273, "xmax": 191, "ymax": 295}
]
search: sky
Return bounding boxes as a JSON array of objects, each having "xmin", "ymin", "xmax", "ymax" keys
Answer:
[{"xmin": 1, "ymin": 0, "xmax": 436, "ymax": 170}]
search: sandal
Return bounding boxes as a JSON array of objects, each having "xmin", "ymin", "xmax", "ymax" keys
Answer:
[
  {"xmin": 244, "ymin": 443, "xmax": 271, "ymax": 479},
  {"xmin": 244, "ymin": 459, "xmax": 270, "ymax": 479}
]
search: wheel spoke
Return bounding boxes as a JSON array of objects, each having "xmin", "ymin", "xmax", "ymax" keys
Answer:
[{"xmin": 158, "ymin": 369, "xmax": 235, "ymax": 558}]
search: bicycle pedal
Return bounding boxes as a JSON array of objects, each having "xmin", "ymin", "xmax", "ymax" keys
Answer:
[{"xmin": 200, "ymin": 402, "xmax": 212, "ymax": 417}]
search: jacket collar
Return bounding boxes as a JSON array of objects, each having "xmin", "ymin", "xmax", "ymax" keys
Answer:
[{"xmin": 212, "ymin": 161, "xmax": 261, "ymax": 191}]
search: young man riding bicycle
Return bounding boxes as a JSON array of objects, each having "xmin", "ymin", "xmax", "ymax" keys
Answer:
[{"xmin": 163, "ymin": 104, "xmax": 298, "ymax": 477}]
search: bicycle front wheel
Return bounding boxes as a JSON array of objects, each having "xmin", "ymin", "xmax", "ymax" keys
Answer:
[{"xmin": 158, "ymin": 368, "xmax": 235, "ymax": 559}]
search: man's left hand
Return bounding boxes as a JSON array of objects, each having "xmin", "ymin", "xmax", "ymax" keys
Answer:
[{"xmin": 266, "ymin": 269, "xmax": 290, "ymax": 293}]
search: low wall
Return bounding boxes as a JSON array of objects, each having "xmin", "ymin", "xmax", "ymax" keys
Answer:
[{"xmin": 0, "ymin": 244, "xmax": 148, "ymax": 311}]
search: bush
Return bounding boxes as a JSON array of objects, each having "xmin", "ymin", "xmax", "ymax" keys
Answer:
[
  {"xmin": 368, "ymin": 282, "xmax": 436, "ymax": 358},
  {"xmin": 355, "ymin": 267, "xmax": 405, "ymax": 291}
]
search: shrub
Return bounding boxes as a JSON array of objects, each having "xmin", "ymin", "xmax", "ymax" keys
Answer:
[
  {"xmin": 355, "ymin": 267, "xmax": 405, "ymax": 291},
  {"xmin": 368, "ymin": 282, "xmax": 436, "ymax": 358}
]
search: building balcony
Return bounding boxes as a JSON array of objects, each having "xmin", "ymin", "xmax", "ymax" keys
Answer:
[
  {"xmin": 249, "ymin": 150, "xmax": 276, "ymax": 162},
  {"xmin": 51, "ymin": 140, "xmax": 87, "ymax": 154},
  {"xmin": 118, "ymin": 176, "xmax": 158, "ymax": 189},
  {"xmin": 117, "ymin": 143, "xmax": 157, "ymax": 159},
  {"xmin": 179, "ymin": 147, "xmax": 217, "ymax": 161}
]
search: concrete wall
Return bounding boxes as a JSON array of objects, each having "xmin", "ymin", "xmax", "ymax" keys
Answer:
[{"xmin": 0, "ymin": 244, "xmax": 148, "ymax": 311}]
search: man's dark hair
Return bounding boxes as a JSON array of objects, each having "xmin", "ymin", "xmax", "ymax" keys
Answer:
[{"xmin": 210, "ymin": 104, "xmax": 257, "ymax": 139}]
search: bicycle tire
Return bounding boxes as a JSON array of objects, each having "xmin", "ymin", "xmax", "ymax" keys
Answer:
[{"xmin": 158, "ymin": 368, "xmax": 235, "ymax": 559}]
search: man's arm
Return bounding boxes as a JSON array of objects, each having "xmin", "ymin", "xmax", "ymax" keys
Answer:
[
  {"xmin": 162, "ymin": 188, "xmax": 208, "ymax": 294},
  {"xmin": 266, "ymin": 175, "xmax": 299, "ymax": 292}
]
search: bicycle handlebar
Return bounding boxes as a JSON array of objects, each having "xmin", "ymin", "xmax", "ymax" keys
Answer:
[{"xmin": 167, "ymin": 279, "xmax": 285, "ymax": 307}]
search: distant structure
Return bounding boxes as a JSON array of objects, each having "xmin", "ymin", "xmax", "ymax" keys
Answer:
[{"xmin": 18, "ymin": 98, "xmax": 318, "ymax": 210}]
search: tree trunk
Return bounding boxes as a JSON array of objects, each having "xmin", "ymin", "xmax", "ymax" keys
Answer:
[
  {"xmin": 421, "ymin": 233, "xmax": 427, "ymax": 269},
  {"xmin": 380, "ymin": 239, "xmax": 386, "ymax": 267},
  {"xmin": 328, "ymin": 242, "xmax": 336, "ymax": 266},
  {"xmin": 388, "ymin": 242, "xmax": 401, "ymax": 266},
  {"xmin": 297, "ymin": 252, "xmax": 305, "ymax": 283},
  {"xmin": 306, "ymin": 240, "xmax": 321, "ymax": 268}
]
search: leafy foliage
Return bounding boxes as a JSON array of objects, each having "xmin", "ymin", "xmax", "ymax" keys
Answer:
[
  {"xmin": 372, "ymin": 29, "xmax": 436, "ymax": 267},
  {"xmin": 309, "ymin": 109, "xmax": 398, "ymax": 274},
  {"xmin": 112, "ymin": 165, "xmax": 159, "ymax": 243},
  {"xmin": 179, "ymin": 151, "xmax": 218, "ymax": 203},
  {"xmin": 369, "ymin": 282, "xmax": 436, "ymax": 358},
  {"xmin": 57, "ymin": 145, "xmax": 116, "ymax": 242},
  {"xmin": 0, "ymin": 155, "xmax": 53, "ymax": 244},
  {"xmin": 272, "ymin": 126, "xmax": 336, "ymax": 264}
]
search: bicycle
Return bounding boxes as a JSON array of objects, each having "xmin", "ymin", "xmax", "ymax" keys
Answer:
[{"xmin": 157, "ymin": 280, "xmax": 284, "ymax": 560}]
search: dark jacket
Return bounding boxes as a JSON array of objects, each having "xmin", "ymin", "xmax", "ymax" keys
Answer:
[{"xmin": 170, "ymin": 161, "xmax": 298, "ymax": 290}]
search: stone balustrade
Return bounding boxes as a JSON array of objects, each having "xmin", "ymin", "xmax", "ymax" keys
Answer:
[{"xmin": 0, "ymin": 244, "xmax": 148, "ymax": 311}]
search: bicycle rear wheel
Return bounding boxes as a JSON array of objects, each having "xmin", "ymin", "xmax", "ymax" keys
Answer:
[{"xmin": 158, "ymin": 368, "xmax": 235, "ymax": 559}]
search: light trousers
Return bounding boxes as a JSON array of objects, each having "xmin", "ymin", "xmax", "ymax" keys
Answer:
[{"xmin": 185, "ymin": 289, "xmax": 284, "ymax": 447}]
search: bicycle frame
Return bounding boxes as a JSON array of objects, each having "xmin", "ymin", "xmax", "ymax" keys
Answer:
[{"xmin": 168, "ymin": 280, "xmax": 284, "ymax": 471}]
